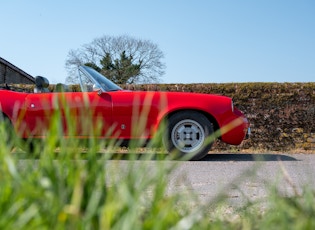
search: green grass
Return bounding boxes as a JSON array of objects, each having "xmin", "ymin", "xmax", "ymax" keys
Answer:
[{"xmin": 1, "ymin": 108, "xmax": 315, "ymax": 229}]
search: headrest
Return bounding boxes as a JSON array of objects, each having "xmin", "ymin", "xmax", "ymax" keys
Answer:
[{"xmin": 35, "ymin": 76, "xmax": 49, "ymax": 88}]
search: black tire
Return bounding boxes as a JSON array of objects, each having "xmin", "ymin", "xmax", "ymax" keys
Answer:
[
  {"xmin": 163, "ymin": 111, "xmax": 214, "ymax": 160},
  {"xmin": 0, "ymin": 114, "xmax": 42, "ymax": 155},
  {"xmin": 0, "ymin": 114, "xmax": 15, "ymax": 150}
]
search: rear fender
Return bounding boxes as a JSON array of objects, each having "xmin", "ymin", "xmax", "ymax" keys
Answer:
[{"xmin": 0, "ymin": 90, "xmax": 28, "ymax": 137}]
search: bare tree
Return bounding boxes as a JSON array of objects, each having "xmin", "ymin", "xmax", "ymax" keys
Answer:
[{"xmin": 65, "ymin": 35, "xmax": 165, "ymax": 84}]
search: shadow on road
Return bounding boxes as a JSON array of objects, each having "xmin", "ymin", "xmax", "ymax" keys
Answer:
[
  {"xmin": 103, "ymin": 153, "xmax": 298, "ymax": 161},
  {"xmin": 105, "ymin": 153, "xmax": 298, "ymax": 161},
  {"xmin": 201, "ymin": 153, "xmax": 298, "ymax": 162}
]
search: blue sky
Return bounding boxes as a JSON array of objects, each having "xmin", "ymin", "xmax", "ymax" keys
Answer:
[{"xmin": 1, "ymin": 0, "xmax": 314, "ymax": 84}]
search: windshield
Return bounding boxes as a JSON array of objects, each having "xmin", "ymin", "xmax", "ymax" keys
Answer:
[{"xmin": 78, "ymin": 65, "xmax": 122, "ymax": 92}]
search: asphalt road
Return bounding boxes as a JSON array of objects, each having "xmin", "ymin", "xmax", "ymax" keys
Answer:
[
  {"xmin": 17, "ymin": 152, "xmax": 315, "ymax": 208},
  {"xmin": 167, "ymin": 153, "xmax": 315, "ymax": 206},
  {"xmin": 107, "ymin": 153, "xmax": 315, "ymax": 207}
]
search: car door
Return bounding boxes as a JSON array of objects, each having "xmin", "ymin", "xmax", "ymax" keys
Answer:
[
  {"xmin": 109, "ymin": 91, "xmax": 162, "ymax": 139},
  {"xmin": 22, "ymin": 92, "xmax": 113, "ymax": 138}
]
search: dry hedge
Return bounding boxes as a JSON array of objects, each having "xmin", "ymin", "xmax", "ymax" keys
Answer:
[{"xmin": 124, "ymin": 82, "xmax": 315, "ymax": 152}]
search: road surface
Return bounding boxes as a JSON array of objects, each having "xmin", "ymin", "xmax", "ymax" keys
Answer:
[
  {"xmin": 108, "ymin": 153, "xmax": 315, "ymax": 206},
  {"xmin": 168, "ymin": 153, "xmax": 315, "ymax": 206},
  {"xmin": 17, "ymin": 152, "xmax": 315, "ymax": 207}
]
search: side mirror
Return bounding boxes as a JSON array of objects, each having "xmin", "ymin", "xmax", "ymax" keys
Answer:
[
  {"xmin": 93, "ymin": 84, "xmax": 101, "ymax": 92},
  {"xmin": 93, "ymin": 84, "xmax": 104, "ymax": 96}
]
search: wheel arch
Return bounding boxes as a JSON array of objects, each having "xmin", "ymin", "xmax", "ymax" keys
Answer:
[{"xmin": 160, "ymin": 109, "xmax": 221, "ymax": 136}]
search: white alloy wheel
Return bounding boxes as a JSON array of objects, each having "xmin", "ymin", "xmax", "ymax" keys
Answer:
[
  {"xmin": 164, "ymin": 111, "xmax": 214, "ymax": 160},
  {"xmin": 171, "ymin": 119, "xmax": 205, "ymax": 153}
]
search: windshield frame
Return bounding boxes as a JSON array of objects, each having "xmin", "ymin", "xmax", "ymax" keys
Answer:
[{"xmin": 78, "ymin": 65, "xmax": 122, "ymax": 92}]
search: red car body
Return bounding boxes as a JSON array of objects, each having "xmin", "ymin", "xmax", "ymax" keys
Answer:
[{"xmin": 0, "ymin": 66, "xmax": 249, "ymax": 160}]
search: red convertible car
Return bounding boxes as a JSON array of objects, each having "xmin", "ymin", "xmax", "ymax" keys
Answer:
[{"xmin": 0, "ymin": 66, "xmax": 249, "ymax": 160}]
